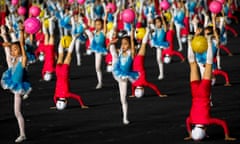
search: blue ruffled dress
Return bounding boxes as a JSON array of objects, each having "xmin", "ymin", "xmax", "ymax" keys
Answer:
[
  {"xmin": 113, "ymin": 50, "xmax": 139, "ymax": 82},
  {"xmin": 1, "ymin": 58, "xmax": 32, "ymax": 95},
  {"xmin": 90, "ymin": 31, "xmax": 107, "ymax": 54},
  {"xmin": 151, "ymin": 28, "xmax": 169, "ymax": 48}
]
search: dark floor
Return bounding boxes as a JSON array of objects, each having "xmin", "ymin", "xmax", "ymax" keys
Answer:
[{"xmin": 1, "ymin": 18, "xmax": 240, "ymax": 144}]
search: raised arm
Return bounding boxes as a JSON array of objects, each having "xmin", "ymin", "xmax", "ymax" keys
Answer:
[
  {"xmin": 19, "ymin": 23, "xmax": 27, "ymax": 68},
  {"xmin": 130, "ymin": 25, "xmax": 135, "ymax": 57}
]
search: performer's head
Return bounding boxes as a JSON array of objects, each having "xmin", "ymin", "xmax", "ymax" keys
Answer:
[
  {"xmin": 56, "ymin": 98, "xmax": 67, "ymax": 110},
  {"xmin": 94, "ymin": 18, "xmax": 104, "ymax": 31},
  {"xmin": 191, "ymin": 124, "xmax": 206, "ymax": 141},
  {"xmin": 134, "ymin": 86, "xmax": 144, "ymax": 98},
  {"xmin": 43, "ymin": 72, "xmax": 52, "ymax": 81},
  {"xmin": 154, "ymin": 16, "xmax": 163, "ymax": 29}
]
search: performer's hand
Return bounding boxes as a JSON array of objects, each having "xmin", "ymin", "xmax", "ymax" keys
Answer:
[
  {"xmin": 225, "ymin": 135, "xmax": 236, "ymax": 141},
  {"xmin": 81, "ymin": 105, "xmax": 89, "ymax": 109},
  {"xmin": 159, "ymin": 94, "xmax": 168, "ymax": 98},
  {"xmin": 184, "ymin": 136, "xmax": 192, "ymax": 141}
]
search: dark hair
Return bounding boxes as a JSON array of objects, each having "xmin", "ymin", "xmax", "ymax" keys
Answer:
[
  {"xmin": 205, "ymin": 26, "xmax": 213, "ymax": 35},
  {"xmin": 95, "ymin": 18, "xmax": 104, "ymax": 24},
  {"xmin": 154, "ymin": 16, "xmax": 162, "ymax": 25},
  {"xmin": 121, "ymin": 36, "xmax": 131, "ymax": 44},
  {"xmin": 11, "ymin": 41, "xmax": 21, "ymax": 47}
]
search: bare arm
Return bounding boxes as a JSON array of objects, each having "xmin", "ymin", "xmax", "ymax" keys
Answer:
[
  {"xmin": 130, "ymin": 25, "xmax": 135, "ymax": 57},
  {"xmin": 19, "ymin": 24, "xmax": 27, "ymax": 68}
]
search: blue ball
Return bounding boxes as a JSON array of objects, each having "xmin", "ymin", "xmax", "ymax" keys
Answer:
[
  {"xmin": 94, "ymin": 5, "xmax": 104, "ymax": 16},
  {"xmin": 188, "ymin": 1, "xmax": 197, "ymax": 12}
]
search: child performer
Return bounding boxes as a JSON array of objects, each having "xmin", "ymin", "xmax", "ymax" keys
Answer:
[
  {"xmin": 53, "ymin": 36, "xmax": 88, "ymax": 110},
  {"xmin": 41, "ymin": 16, "xmax": 56, "ymax": 81},
  {"xmin": 150, "ymin": 14, "xmax": 169, "ymax": 80},
  {"xmin": 89, "ymin": 10, "xmax": 108, "ymax": 89},
  {"xmin": 130, "ymin": 27, "xmax": 167, "ymax": 98},
  {"xmin": 1, "ymin": 24, "xmax": 31, "ymax": 143},
  {"xmin": 112, "ymin": 27, "xmax": 139, "ymax": 125},
  {"xmin": 184, "ymin": 34, "xmax": 236, "ymax": 141}
]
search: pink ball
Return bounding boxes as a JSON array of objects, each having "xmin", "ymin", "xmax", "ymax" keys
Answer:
[
  {"xmin": 17, "ymin": 6, "xmax": 26, "ymax": 16},
  {"xmin": 209, "ymin": 1, "xmax": 223, "ymax": 14},
  {"xmin": 160, "ymin": 0, "xmax": 170, "ymax": 10},
  {"xmin": 11, "ymin": 0, "xmax": 18, "ymax": 5},
  {"xmin": 106, "ymin": 3, "xmax": 117, "ymax": 13},
  {"xmin": 24, "ymin": 18, "xmax": 41, "ymax": 34},
  {"xmin": 77, "ymin": 0, "xmax": 85, "ymax": 5},
  {"xmin": 216, "ymin": 0, "xmax": 225, "ymax": 4},
  {"xmin": 122, "ymin": 9, "xmax": 135, "ymax": 23},
  {"xmin": 29, "ymin": 6, "xmax": 41, "ymax": 17},
  {"xmin": 69, "ymin": 0, "xmax": 74, "ymax": 4}
]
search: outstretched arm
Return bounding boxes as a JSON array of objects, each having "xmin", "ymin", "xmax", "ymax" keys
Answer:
[{"xmin": 19, "ymin": 23, "xmax": 27, "ymax": 68}]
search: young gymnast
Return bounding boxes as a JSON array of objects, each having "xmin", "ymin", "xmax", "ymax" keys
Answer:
[
  {"xmin": 53, "ymin": 35, "xmax": 88, "ymax": 110},
  {"xmin": 41, "ymin": 16, "xmax": 56, "ymax": 81},
  {"xmin": 150, "ymin": 14, "xmax": 169, "ymax": 80},
  {"xmin": 130, "ymin": 27, "xmax": 167, "ymax": 98},
  {"xmin": 184, "ymin": 34, "xmax": 236, "ymax": 141},
  {"xmin": 89, "ymin": 11, "xmax": 108, "ymax": 89},
  {"xmin": 1, "ymin": 24, "xmax": 31, "ymax": 143},
  {"xmin": 112, "ymin": 26, "xmax": 139, "ymax": 125}
]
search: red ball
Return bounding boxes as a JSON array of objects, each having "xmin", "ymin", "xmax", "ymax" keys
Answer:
[
  {"xmin": 11, "ymin": 0, "xmax": 18, "ymax": 5},
  {"xmin": 122, "ymin": 9, "xmax": 135, "ymax": 23},
  {"xmin": 209, "ymin": 0, "xmax": 223, "ymax": 14},
  {"xmin": 18, "ymin": 6, "xmax": 26, "ymax": 16},
  {"xmin": 29, "ymin": 6, "xmax": 41, "ymax": 17},
  {"xmin": 77, "ymin": 0, "xmax": 85, "ymax": 5},
  {"xmin": 216, "ymin": 0, "xmax": 225, "ymax": 4},
  {"xmin": 160, "ymin": 0, "xmax": 170, "ymax": 10},
  {"xmin": 106, "ymin": 3, "xmax": 117, "ymax": 13},
  {"xmin": 24, "ymin": 18, "xmax": 42, "ymax": 34}
]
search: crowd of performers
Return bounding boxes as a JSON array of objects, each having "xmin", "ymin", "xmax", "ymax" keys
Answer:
[{"xmin": 0, "ymin": 0, "xmax": 239, "ymax": 142}]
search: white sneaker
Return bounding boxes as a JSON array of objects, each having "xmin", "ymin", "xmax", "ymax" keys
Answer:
[
  {"xmin": 15, "ymin": 135, "xmax": 26, "ymax": 143},
  {"xmin": 158, "ymin": 75, "xmax": 164, "ymax": 80},
  {"xmin": 23, "ymin": 94, "xmax": 29, "ymax": 100},
  {"xmin": 123, "ymin": 119, "xmax": 130, "ymax": 125},
  {"xmin": 96, "ymin": 83, "xmax": 102, "ymax": 89}
]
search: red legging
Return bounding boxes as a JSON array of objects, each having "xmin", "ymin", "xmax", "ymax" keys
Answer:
[{"xmin": 212, "ymin": 69, "xmax": 230, "ymax": 84}]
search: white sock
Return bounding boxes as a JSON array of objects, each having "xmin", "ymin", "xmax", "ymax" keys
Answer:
[
  {"xmin": 206, "ymin": 37, "xmax": 213, "ymax": 64},
  {"xmin": 142, "ymin": 28, "xmax": 149, "ymax": 44},
  {"xmin": 49, "ymin": 18, "xmax": 55, "ymax": 35},
  {"xmin": 68, "ymin": 37, "xmax": 76, "ymax": 53},
  {"xmin": 58, "ymin": 43, "xmax": 63, "ymax": 54},
  {"xmin": 187, "ymin": 38, "xmax": 195, "ymax": 63}
]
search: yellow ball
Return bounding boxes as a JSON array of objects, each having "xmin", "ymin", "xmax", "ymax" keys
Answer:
[
  {"xmin": 107, "ymin": 22, "xmax": 114, "ymax": 31},
  {"xmin": 43, "ymin": 19, "xmax": 49, "ymax": 28},
  {"xmin": 0, "ymin": 0, "xmax": 5, "ymax": 6},
  {"xmin": 164, "ymin": 12, "xmax": 172, "ymax": 22},
  {"xmin": 136, "ymin": 28, "xmax": 146, "ymax": 40},
  {"xmin": 136, "ymin": 1, "xmax": 141, "ymax": 9},
  {"xmin": 60, "ymin": 36, "xmax": 72, "ymax": 48},
  {"xmin": 191, "ymin": 36, "xmax": 208, "ymax": 53}
]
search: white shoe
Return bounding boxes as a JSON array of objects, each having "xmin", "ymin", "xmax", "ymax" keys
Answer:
[
  {"xmin": 178, "ymin": 47, "xmax": 183, "ymax": 51},
  {"xmin": 23, "ymin": 94, "xmax": 29, "ymax": 100},
  {"xmin": 15, "ymin": 135, "xmax": 26, "ymax": 143},
  {"xmin": 158, "ymin": 75, "xmax": 164, "ymax": 80},
  {"xmin": 77, "ymin": 62, "xmax": 81, "ymax": 66},
  {"xmin": 96, "ymin": 83, "xmax": 102, "ymax": 89},
  {"xmin": 123, "ymin": 119, "xmax": 130, "ymax": 125}
]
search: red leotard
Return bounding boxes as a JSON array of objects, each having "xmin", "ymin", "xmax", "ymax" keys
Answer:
[
  {"xmin": 186, "ymin": 79, "xmax": 229, "ymax": 135},
  {"xmin": 42, "ymin": 44, "xmax": 55, "ymax": 77},
  {"xmin": 54, "ymin": 64, "xmax": 85, "ymax": 106},
  {"xmin": 131, "ymin": 55, "xmax": 162, "ymax": 96}
]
